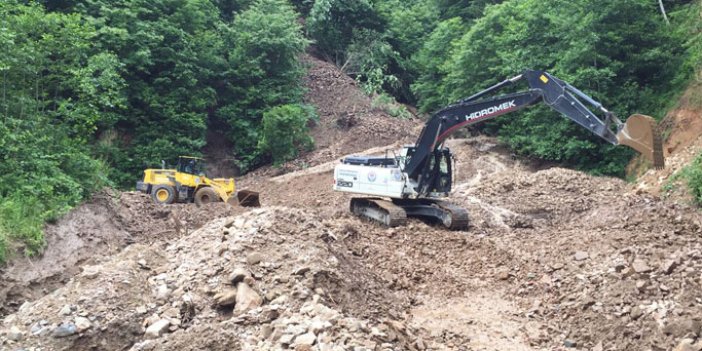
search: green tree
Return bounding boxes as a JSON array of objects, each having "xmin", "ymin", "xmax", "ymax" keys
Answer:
[
  {"xmin": 219, "ymin": 0, "xmax": 309, "ymax": 170},
  {"xmin": 258, "ymin": 104, "xmax": 315, "ymax": 165}
]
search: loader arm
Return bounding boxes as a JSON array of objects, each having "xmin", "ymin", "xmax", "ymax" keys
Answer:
[{"xmin": 405, "ymin": 70, "xmax": 664, "ymax": 187}]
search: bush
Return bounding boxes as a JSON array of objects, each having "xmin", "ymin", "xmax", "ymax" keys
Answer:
[
  {"xmin": 258, "ymin": 104, "xmax": 316, "ymax": 166},
  {"xmin": 371, "ymin": 93, "xmax": 412, "ymax": 119},
  {"xmin": 678, "ymin": 152, "xmax": 702, "ymax": 206}
]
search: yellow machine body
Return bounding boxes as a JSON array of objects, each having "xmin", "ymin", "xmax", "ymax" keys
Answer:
[{"xmin": 137, "ymin": 156, "xmax": 260, "ymax": 206}]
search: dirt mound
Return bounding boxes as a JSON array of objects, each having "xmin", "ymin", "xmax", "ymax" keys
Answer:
[
  {"xmin": 1, "ymin": 209, "xmax": 426, "ymax": 351},
  {"xmin": 247, "ymin": 55, "xmax": 420, "ymax": 178},
  {"xmin": 0, "ymin": 191, "xmax": 234, "ymax": 319}
]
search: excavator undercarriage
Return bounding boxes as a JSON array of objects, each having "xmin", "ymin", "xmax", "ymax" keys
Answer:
[{"xmin": 350, "ymin": 198, "xmax": 469, "ymax": 230}]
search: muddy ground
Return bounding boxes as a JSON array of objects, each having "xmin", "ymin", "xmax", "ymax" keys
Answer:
[{"xmin": 1, "ymin": 57, "xmax": 702, "ymax": 351}]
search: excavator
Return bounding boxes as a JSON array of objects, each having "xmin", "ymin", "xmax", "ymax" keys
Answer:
[{"xmin": 333, "ymin": 70, "xmax": 665, "ymax": 230}]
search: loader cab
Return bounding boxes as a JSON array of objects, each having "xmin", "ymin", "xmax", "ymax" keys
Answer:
[{"xmin": 177, "ymin": 156, "xmax": 206, "ymax": 176}]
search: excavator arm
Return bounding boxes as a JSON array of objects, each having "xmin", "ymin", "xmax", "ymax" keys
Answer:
[{"xmin": 405, "ymin": 70, "xmax": 664, "ymax": 189}]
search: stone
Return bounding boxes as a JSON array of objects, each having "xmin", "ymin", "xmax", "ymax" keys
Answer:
[
  {"xmin": 564, "ymin": 339, "xmax": 577, "ymax": 348},
  {"xmin": 632, "ymin": 259, "xmax": 652, "ymax": 273},
  {"xmin": 229, "ymin": 267, "xmax": 249, "ymax": 284},
  {"xmin": 630, "ymin": 306, "xmax": 643, "ymax": 320},
  {"xmin": 81, "ymin": 265, "xmax": 100, "ymax": 279},
  {"xmin": 7, "ymin": 325, "xmax": 24, "ymax": 341},
  {"xmin": 75, "ymin": 316, "xmax": 92, "ymax": 332},
  {"xmin": 295, "ymin": 332, "xmax": 317, "ymax": 346},
  {"xmin": 673, "ymin": 339, "xmax": 701, "ymax": 351},
  {"xmin": 247, "ymin": 252, "xmax": 265, "ymax": 265},
  {"xmin": 144, "ymin": 319, "xmax": 170, "ymax": 339},
  {"xmin": 293, "ymin": 267, "xmax": 311, "ymax": 275},
  {"xmin": 662, "ymin": 259, "xmax": 679, "ymax": 275},
  {"xmin": 636, "ymin": 280, "xmax": 649, "ymax": 292},
  {"xmin": 59, "ymin": 305, "xmax": 72, "ymax": 316},
  {"xmin": 279, "ymin": 333, "xmax": 295, "ymax": 345},
  {"xmin": 52, "ymin": 322, "xmax": 77, "ymax": 338},
  {"xmin": 214, "ymin": 288, "xmax": 238, "ymax": 307},
  {"xmin": 261, "ymin": 324, "xmax": 274, "ymax": 339},
  {"xmin": 574, "ymin": 251, "xmax": 589, "ymax": 261},
  {"xmin": 234, "ymin": 283, "xmax": 262, "ymax": 313},
  {"xmin": 663, "ymin": 319, "xmax": 702, "ymax": 338},
  {"xmin": 156, "ymin": 285, "xmax": 172, "ymax": 301},
  {"xmin": 497, "ymin": 270, "xmax": 511, "ymax": 280}
]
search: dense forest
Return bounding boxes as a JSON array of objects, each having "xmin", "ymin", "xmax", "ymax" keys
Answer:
[{"xmin": 0, "ymin": 0, "xmax": 700, "ymax": 262}]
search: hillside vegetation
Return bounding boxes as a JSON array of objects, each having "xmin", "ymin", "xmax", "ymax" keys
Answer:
[{"xmin": 0, "ymin": 0, "xmax": 700, "ymax": 262}]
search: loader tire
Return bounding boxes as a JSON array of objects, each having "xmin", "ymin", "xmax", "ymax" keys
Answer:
[
  {"xmin": 194, "ymin": 187, "xmax": 219, "ymax": 206},
  {"xmin": 152, "ymin": 185, "xmax": 176, "ymax": 205}
]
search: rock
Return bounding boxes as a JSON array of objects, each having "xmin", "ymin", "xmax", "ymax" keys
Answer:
[
  {"xmin": 261, "ymin": 324, "xmax": 274, "ymax": 339},
  {"xmin": 156, "ymin": 285, "xmax": 172, "ymax": 301},
  {"xmin": 52, "ymin": 322, "xmax": 77, "ymax": 338},
  {"xmin": 673, "ymin": 339, "xmax": 702, "ymax": 351},
  {"xmin": 7, "ymin": 325, "xmax": 24, "ymax": 341},
  {"xmin": 663, "ymin": 319, "xmax": 701, "ymax": 338},
  {"xmin": 636, "ymin": 280, "xmax": 649, "ymax": 292},
  {"xmin": 234, "ymin": 283, "xmax": 262, "ymax": 313},
  {"xmin": 59, "ymin": 305, "xmax": 72, "ymax": 316},
  {"xmin": 214, "ymin": 288, "xmax": 238, "ymax": 307},
  {"xmin": 75, "ymin": 316, "xmax": 92, "ymax": 332},
  {"xmin": 564, "ymin": 339, "xmax": 577, "ymax": 348},
  {"xmin": 295, "ymin": 332, "xmax": 317, "ymax": 346},
  {"xmin": 229, "ymin": 267, "xmax": 249, "ymax": 284},
  {"xmin": 293, "ymin": 267, "xmax": 311, "ymax": 275},
  {"xmin": 497, "ymin": 270, "xmax": 511, "ymax": 280},
  {"xmin": 630, "ymin": 306, "xmax": 643, "ymax": 320},
  {"xmin": 574, "ymin": 251, "xmax": 589, "ymax": 261},
  {"xmin": 247, "ymin": 252, "xmax": 265, "ymax": 265},
  {"xmin": 81, "ymin": 265, "xmax": 100, "ymax": 279},
  {"xmin": 632, "ymin": 259, "xmax": 652, "ymax": 273},
  {"xmin": 279, "ymin": 333, "xmax": 295, "ymax": 345},
  {"xmin": 662, "ymin": 259, "xmax": 679, "ymax": 275},
  {"xmin": 144, "ymin": 319, "xmax": 171, "ymax": 339}
]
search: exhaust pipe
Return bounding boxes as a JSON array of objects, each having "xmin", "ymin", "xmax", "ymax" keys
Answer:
[{"xmin": 616, "ymin": 114, "xmax": 665, "ymax": 169}]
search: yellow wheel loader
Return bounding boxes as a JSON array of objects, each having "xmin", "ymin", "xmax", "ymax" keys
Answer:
[{"xmin": 136, "ymin": 156, "xmax": 260, "ymax": 207}]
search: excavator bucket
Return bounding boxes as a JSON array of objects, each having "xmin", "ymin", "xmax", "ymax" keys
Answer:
[
  {"xmin": 226, "ymin": 189, "xmax": 261, "ymax": 207},
  {"xmin": 616, "ymin": 114, "xmax": 665, "ymax": 169}
]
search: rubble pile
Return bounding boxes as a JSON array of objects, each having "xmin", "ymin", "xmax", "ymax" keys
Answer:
[{"xmin": 1, "ymin": 209, "xmax": 429, "ymax": 351}]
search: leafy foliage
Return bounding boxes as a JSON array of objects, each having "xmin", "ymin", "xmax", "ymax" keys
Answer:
[
  {"xmin": 0, "ymin": 0, "xmax": 309, "ymax": 263},
  {"xmin": 258, "ymin": 104, "xmax": 316, "ymax": 165},
  {"xmin": 684, "ymin": 156, "xmax": 702, "ymax": 206},
  {"xmin": 0, "ymin": 1, "xmax": 116, "ymax": 262}
]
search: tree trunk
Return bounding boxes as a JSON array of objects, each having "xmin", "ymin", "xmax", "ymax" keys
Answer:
[{"xmin": 658, "ymin": 0, "xmax": 670, "ymax": 25}]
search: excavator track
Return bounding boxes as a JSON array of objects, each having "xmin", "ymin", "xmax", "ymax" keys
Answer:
[
  {"xmin": 433, "ymin": 200, "xmax": 470, "ymax": 230},
  {"xmin": 390, "ymin": 198, "xmax": 470, "ymax": 231},
  {"xmin": 350, "ymin": 198, "xmax": 407, "ymax": 227}
]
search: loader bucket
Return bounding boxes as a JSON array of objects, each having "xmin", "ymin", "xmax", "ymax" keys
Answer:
[
  {"xmin": 616, "ymin": 114, "xmax": 665, "ymax": 169},
  {"xmin": 229, "ymin": 189, "xmax": 261, "ymax": 207}
]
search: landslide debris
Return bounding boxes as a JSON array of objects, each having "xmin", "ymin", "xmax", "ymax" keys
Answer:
[
  {"xmin": 250, "ymin": 55, "xmax": 419, "ymax": 177},
  {"xmin": 0, "ymin": 191, "xmax": 233, "ymax": 318},
  {"xmin": 1, "ymin": 209, "xmax": 425, "ymax": 351}
]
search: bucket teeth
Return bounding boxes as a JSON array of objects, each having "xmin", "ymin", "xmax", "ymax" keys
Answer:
[{"xmin": 617, "ymin": 114, "xmax": 665, "ymax": 169}]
